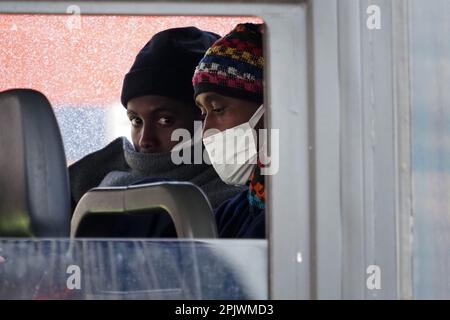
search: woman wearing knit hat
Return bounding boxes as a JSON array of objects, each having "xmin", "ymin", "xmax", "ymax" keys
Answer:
[
  {"xmin": 69, "ymin": 27, "xmax": 245, "ymax": 237},
  {"xmin": 193, "ymin": 23, "xmax": 266, "ymax": 238}
]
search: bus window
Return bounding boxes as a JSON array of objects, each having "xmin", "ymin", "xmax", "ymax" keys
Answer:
[
  {"xmin": 0, "ymin": 8, "xmax": 271, "ymax": 300},
  {"xmin": 0, "ymin": 0, "xmax": 447, "ymax": 301}
]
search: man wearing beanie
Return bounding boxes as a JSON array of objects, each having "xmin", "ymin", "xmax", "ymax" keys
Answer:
[
  {"xmin": 69, "ymin": 27, "xmax": 245, "ymax": 237},
  {"xmin": 193, "ymin": 23, "xmax": 266, "ymax": 239}
]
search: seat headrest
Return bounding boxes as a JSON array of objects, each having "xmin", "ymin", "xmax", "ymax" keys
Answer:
[
  {"xmin": 0, "ymin": 89, "xmax": 70, "ymax": 237},
  {"xmin": 71, "ymin": 182, "xmax": 217, "ymax": 239}
]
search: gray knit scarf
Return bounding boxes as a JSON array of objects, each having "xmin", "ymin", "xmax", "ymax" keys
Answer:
[{"xmin": 69, "ymin": 137, "xmax": 244, "ymax": 209}]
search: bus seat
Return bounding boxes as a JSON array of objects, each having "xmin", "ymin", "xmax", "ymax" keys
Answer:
[
  {"xmin": 71, "ymin": 181, "xmax": 218, "ymax": 238},
  {"xmin": 0, "ymin": 89, "xmax": 70, "ymax": 237}
]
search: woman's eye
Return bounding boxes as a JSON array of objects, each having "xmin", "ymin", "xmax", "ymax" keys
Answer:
[
  {"xmin": 130, "ymin": 117, "xmax": 142, "ymax": 127},
  {"xmin": 213, "ymin": 106, "xmax": 225, "ymax": 114},
  {"xmin": 158, "ymin": 117, "xmax": 173, "ymax": 126}
]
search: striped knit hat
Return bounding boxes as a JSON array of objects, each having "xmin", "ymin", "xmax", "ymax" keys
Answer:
[{"xmin": 192, "ymin": 23, "xmax": 264, "ymax": 104}]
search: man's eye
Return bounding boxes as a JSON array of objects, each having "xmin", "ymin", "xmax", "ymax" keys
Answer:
[
  {"xmin": 158, "ymin": 117, "xmax": 173, "ymax": 126},
  {"xmin": 130, "ymin": 117, "xmax": 142, "ymax": 127}
]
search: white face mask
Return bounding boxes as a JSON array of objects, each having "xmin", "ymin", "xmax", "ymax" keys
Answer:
[{"xmin": 203, "ymin": 105, "xmax": 265, "ymax": 185}]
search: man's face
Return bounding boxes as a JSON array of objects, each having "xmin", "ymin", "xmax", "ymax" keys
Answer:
[
  {"xmin": 195, "ymin": 92, "xmax": 262, "ymax": 133},
  {"xmin": 127, "ymin": 95, "xmax": 200, "ymax": 153}
]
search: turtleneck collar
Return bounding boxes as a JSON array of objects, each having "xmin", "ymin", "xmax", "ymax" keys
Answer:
[{"xmin": 122, "ymin": 138, "xmax": 182, "ymax": 175}]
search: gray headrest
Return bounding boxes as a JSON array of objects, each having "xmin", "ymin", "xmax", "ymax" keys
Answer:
[
  {"xmin": 0, "ymin": 89, "xmax": 70, "ymax": 237},
  {"xmin": 71, "ymin": 182, "xmax": 218, "ymax": 239}
]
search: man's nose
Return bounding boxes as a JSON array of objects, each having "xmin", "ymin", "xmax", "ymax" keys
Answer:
[
  {"xmin": 202, "ymin": 116, "xmax": 225, "ymax": 136},
  {"xmin": 139, "ymin": 125, "xmax": 158, "ymax": 152},
  {"xmin": 202, "ymin": 114, "xmax": 213, "ymax": 133}
]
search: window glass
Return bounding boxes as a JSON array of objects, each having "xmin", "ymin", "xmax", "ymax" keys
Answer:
[
  {"xmin": 0, "ymin": 239, "xmax": 267, "ymax": 299},
  {"xmin": 0, "ymin": 15, "xmax": 261, "ymax": 163},
  {"xmin": 410, "ymin": 0, "xmax": 450, "ymax": 299}
]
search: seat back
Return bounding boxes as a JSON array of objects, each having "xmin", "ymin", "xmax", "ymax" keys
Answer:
[
  {"xmin": 0, "ymin": 89, "xmax": 70, "ymax": 237},
  {"xmin": 71, "ymin": 182, "xmax": 218, "ymax": 238}
]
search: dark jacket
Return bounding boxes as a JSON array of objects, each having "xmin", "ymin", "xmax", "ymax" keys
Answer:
[{"xmin": 214, "ymin": 190, "xmax": 265, "ymax": 239}]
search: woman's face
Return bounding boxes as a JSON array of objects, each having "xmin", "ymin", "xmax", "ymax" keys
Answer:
[
  {"xmin": 195, "ymin": 92, "xmax": 262, "ymax": 133},
  {"xmin": 127, "ymin": 95, "xmax": 200, "ymax": 153}
]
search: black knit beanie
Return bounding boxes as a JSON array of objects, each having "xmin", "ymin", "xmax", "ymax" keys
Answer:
[{"xmin": 121, "ymin": 27, "xmax": 220, "ymax": 108}]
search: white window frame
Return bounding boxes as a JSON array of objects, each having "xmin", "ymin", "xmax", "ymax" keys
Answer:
[{"xmin": 1, "ymin": 0, "xmax": 413, "ymax": 299}]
